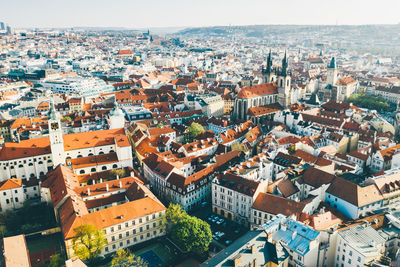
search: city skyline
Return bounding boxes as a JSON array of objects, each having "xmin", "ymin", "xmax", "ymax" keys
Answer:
[{"xmin": 1, "ymin": 0, "xmax": 400, "ymax": 29}]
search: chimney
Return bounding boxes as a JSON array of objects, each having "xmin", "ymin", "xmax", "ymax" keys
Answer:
[
  {"xmin": 251, "ymin": 244, "xmax": 256, "ymax": 254},
  {"xmin": 106, "ymin": 184, "xmax": 109, "ymax": 192},
  {"xmin": 370, "ymin": 240, "xmax": 375, "ymax": 247},
  {"xmin": 233, "ymin": 254, "xmax": 242, "ymax": 267},
  {"xmin": 87, "ymin": 188, "xmax": 90, "ymax": 196},
  {"xmin": 252, "ymin": 259, "xmax": 257, "ymax": 267},
  {"xmin": 100, "ymin": 178, "xmax": 103, "ymax": 183},
  {"xmin": 116, "ymin": 174, "xmax": 120, "ymax": 180},
  {"xmin": 292, "ymin": 230, "xmax": 297, "ymax": 240},
  {"xmin": 119, "ymin": 180, "xmax": 122, "ymax": 188}
]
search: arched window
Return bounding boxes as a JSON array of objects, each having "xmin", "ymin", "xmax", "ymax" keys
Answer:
[
  {"xmin": 80, "ymin": 170, "xmax": 85, "ymax": 174},
  {"xmin": 18, "ymin": 164, "xmax": 23, "ymax": 168},
  {"xmin": 112, "ymin": 164, "xmax": 118, "ymax": 169},
  {"xmin": 10, "ymin": 166, "xmax": 14, "ymax": 169},
  {"xmin": 77, "ymin": 155, "xmax": 83, "ymax": 158},
  {"xmin": 91, "ymin": 168, "xmax": 96, "ymax": 172},
  {"xmin": 28, "ymin": 163, "xmax": 33, "ymax": 166},
  {"xmin": 88, "ymin": 153, "xmax": 94, "ymax": 157},
  {"xmin": 99, "ymin": 151, "xmax": 105, "ymax": 155},
  {"xmin": 102, "ymin": 166, "xmax": 107, "ymax": 170},
  {"xmin": 40, "ymin": 171, "xmax": 44, "ymax": 176},
  {"xmin": 30, "ymin": 173, "xmax": 35, "ymax": 178},
  {"xmin": 110, "ymin": 150, "xmax": 115, "ymax": 153},
  {"xmin": 38, "ymin": 161, "xmax": 43, "ymax": 165}
]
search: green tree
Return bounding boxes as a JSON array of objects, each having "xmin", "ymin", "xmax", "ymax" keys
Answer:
[
  {"xmin": 170, "ymin": 216, "xmax": 212, "ymax": 254},
  {"xmin": 111, "ymin": 248, "xmax": 147, "ymax": 267},
  {"xmin": 186, "ymin": 122, "xmax": 204, "ymax": 141},
  {"xmin": 161, "ymin": 203, "xmax": 188, "ymax": 231},
  {"xmin": 72, "ymin": 224, "xmax": 108, "ymax": 265},
  {"xmin": 61, "ymin": 116, "xmax": 72, "ymax": 122},
  {"xmin": 48, "ymin": 254, "xmax": 64, "ymax": 267}
]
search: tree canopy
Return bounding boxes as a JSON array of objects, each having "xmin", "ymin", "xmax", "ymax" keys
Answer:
[
  {"xmin": 47, "ymin": 254, "xmax": 64, "ymax": 267},
  {"xmin": 162, "ymin": 204, "xmax": 212, "ymax": 254},
  {"xmin": 72, "ymin": 224, "xmax": 108, "ymax": 265},
  {"xmin": 111, "ymin": 248, "xmax": 147, "ymax": 267},
  {"xmin": 186, "ymin": 122, "xmax": 205, "ymax": 141},
  {"xmin": 345, "ymin": 93, "xmax": 394, "ymax": 112},
  {"xmin": 170, "ymin": 215, "xmax": 212, "ymax": 253}
]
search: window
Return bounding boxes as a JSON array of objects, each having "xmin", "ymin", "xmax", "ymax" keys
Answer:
[
  {"xmin": 118, "ymin": 225, "xmax": 121, "ymax": 230},
  {"xmin": 15, "ymin": 197, "xmax": 18, "ymax": 202},
  {"xmin": 6, "ymin": 199, "xmax": 9, "ymax": 204},
  {"xmin": 111, "ymin": 236, "xmax": 115, "ymax": 241},
  {"xmin": 357, "ymin": 257, "xmax": 361, "ymax": 262},
  {"xmin": 126, "ymin": 231, "xmax": 129, "ymax": 237},
  {"xmin": 105, "ymin": 247, "xmax": 109, "ymax": 252}
]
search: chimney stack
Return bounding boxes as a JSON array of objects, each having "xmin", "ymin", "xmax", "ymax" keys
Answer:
[
  {"xmin": 106, "ymin": 184, "xmax": 109, "ymax": 192},
  {"xmin": 87, "ymin": 188, "xmax": 90, "ymax": 196},
  {"xmin": 119, "ymin": 181, "xmax": 122, "ymax": 188}
]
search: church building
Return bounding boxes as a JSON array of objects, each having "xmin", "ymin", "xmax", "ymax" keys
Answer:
[
  {"xmin": 0, "ymin": 100, "xmax": 132, "ymax": 181},
  {"xmin": 232, "ymin": 51, "xmax": 292, "ymax": 121}
]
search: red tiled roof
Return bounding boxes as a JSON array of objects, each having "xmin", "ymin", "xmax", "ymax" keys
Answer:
[{"xmin": 237, "ymin": 83, "xmax": 277, "ymax": 98}]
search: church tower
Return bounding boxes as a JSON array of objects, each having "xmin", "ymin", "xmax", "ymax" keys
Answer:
[
  {"xmin": 262, "ymin": 50, "xmax": 276, "ymax": 83},
  {"xmin": 109, "ymin": 98, "xmax": 125, "ymax": 129},
  {"xmin": 277, "ymin": 51, "xmax": 292, "ymax": 108},
  {"xmin": 327, "ymin": 57, "xmax": 338, "ymax": 86},
  {"xmin": 48, "ymin": 99, "xmax": 65, "ymax": 168}
]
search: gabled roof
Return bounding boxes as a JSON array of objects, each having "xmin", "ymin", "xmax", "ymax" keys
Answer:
[
  {"xmin": 252, "ymin": 192, "xmax": 305, "ymax": 217},
  {"xmin": 299, "ymin": 167, "xmax": 336, "ymax": 188},
  {"xmin": 0, "ymin": 178, "xmax": 22, "ymax": 191},
  {"xmin": 326, "ymin": 177, "xmax": 382, "ymax": 207},
  {"xmin": 237, "ymin": 83, "xmax": 277, "ymax": 98}
]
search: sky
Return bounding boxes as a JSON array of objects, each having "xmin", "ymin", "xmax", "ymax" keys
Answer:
[{"xmin": 1, "ymin": 0, "xmax": 400, "ymax": 29}]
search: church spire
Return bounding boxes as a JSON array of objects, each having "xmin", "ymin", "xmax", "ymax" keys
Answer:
[
  {"xmin": 266, "ymin": 49, "xmax": 272, "ymax": 73},
  {"xmin": 48, "ymin": 98, "xmax": 58, "ymax": 120},
  {"xmin": 328, "ymin": 57, "xmax": 336, "ymax": 69},
  {"xmin": 281, "ymin": 50, "xmax": 288, "ymax": 76}
]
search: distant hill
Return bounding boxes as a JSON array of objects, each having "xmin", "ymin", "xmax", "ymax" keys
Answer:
[{"xmin": 176, "ymin": 24, "xmax": 400, "ymax": 40}]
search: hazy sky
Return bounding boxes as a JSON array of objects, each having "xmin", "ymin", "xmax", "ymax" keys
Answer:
[{"xmin": 1, "ymin": 0, "xmax": 399, "ymax": 28}]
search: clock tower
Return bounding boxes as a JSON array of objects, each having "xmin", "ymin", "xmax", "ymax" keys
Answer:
[{"xmin": 48, "ymin": 99, "xmax": 65, "ymax": 168}]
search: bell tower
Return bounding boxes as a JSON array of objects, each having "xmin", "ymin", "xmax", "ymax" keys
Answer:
[
  {"xmin": 262, "ymin": 50, "xmax": 276, "ymax": 83},
  {"xmin": 109, "ymin": 97, "xmax": 125, "ymax": 129},
  {"xmin": 48, "ymin": 99, "xmax": 65, "ymax": 168},
  {"xmin": 277, "ymin": 51, "xmax": 291, "ymax": 108},
  {"xmin": 327, "ymin": 57, "xmax": 338, "ymax": 86}
]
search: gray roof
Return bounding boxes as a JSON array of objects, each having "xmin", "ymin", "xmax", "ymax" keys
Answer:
[
  {"xmin": 339, "ymin": 225, "xmax": 385, "ymax": 256},
  {"xmin": 201, "ymin": 231, "xmax": 272, "ymax": 267}
]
